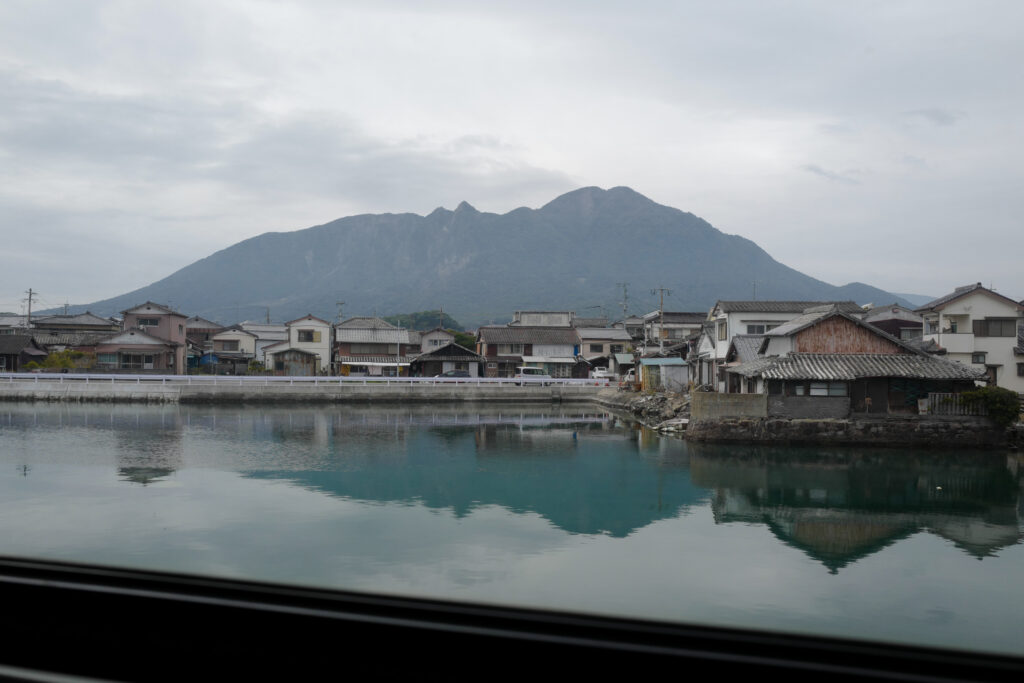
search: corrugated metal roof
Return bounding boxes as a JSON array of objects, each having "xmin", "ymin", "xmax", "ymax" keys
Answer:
[
  {"xmin": 478, "ymin": 326, "xmax": 579, "ymax": 345},
  {"xmin": 334, "ymin": 328, "xmax": 411, "ymax": 344},
  {"xmin": 729, "ymin": 353, "xmax": 986, "ymax": 381},
  {"xmin": 716, "ymin": 300, "xmax": 861, "ymax": 314}
]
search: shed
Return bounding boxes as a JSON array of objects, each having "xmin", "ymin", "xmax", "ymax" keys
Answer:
[{"xmin": 639, "ymin": 357, "xmax": 690, "ymax": 392}]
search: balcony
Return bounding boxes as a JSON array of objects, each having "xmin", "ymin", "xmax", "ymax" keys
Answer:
[{"xmin": 923, "ymin": 332, "xmax": 974, "ymax": 355}]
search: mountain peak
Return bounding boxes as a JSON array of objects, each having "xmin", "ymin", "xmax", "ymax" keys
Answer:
[{"xmin": 455, "ymin": 200, "xmax": 478, "ymax": 213}]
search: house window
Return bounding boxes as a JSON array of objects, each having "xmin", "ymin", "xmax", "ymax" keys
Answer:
[
  {"xmin": 297, "ymin": 329, "xmax": 321, "ymax": 343},
  {"xmin": 137, "ymin": 318, "xmax": 159, "ymax": 327},
  {"xmin": 487, "ymin": 363, "xmax": 497, "ymax": 369},
  {"xmin": 1018, "ymin": 363, "xmax": 1024, "ymax": 377},
  {"xmin": 746, "ymin": 324, "xmax": 766, "ymax": 335},
  {"xmin": 717, "ymin": 322, "xmax": 727, "ymax": 341},
  {"xmin": 221, "ymin": 340, "xmax": 239, "ymax": 352},
  {"xmin": 972, "ymin": 318, "xmax": 1017, "ymax": 337},
  {"xmin": 497, "ymin": 344, "xmax": 524, "ymax": 355},
  {"xmin": 926, "ymin": 320, "xmax": 938, "ymax": 334},
  {"xmin": 455, "ymin": 362, "xmax": 469, "ymax": 371},
  {"xmin": 0, "ymin": 357, "xmax": 6, "ymax": 370},
  {"xmin": 971, "ymin": 352, "xmax": 986, "ymax": 364},
  {"xmin": 948, "ymin": 320, "xmax": 958, "ymax": 333},
  {"xmin": 97, "ymin": 353, "xmax": 117, "ymax": 366},
  {"xmin": 609, "ymin": 344, "xmax": 624, "ymax": 354},
  {"xmin": 809, "ymin": 381, "xmax": 848, "ymax": 397},
  {"xmin": 178, "ymin": 325, "xmax": 184, "ymax": 334},
  {"xmin": 589, "ymin": 343, "xmax": 603, "ymax": 353},
  {"xmin": 430, "ymin": 339, "xmax": 444, "ymax": 346}
]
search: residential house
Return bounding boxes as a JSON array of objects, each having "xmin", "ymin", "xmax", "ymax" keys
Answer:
[
  {"xmin": 264, "ymin": 314, "xmax": 333, "ymax": 375},
  {"xmin": 0, "ymin": 315, "xmax": 28, "ymax": 335},
  {"xmin": 640, "ymin": 311, "xmax": 706, "ymax": 350},
  {"xmin": 418, "ymin": 327, "xmax": 456, "ymax": 353},
  {"xmin": 95, "ymin": 329, "xmax": 181, "ymax": 372},
  {"xmin": 410, "ymin": 342, "xmax": 485, "ymax": 377},
  {"xmin": 0, "ymin": 335, "xmax": 47, "ymax": 371},
  {"xmin": 207, "ymin": 327, "xmax": 258, "ymax": 373},
  {"xmin": 706, "ymin": 300, "xmax": 863, "ymax": 391},
  {"xmin": 185, "ymin": 316, "xmax": 224, "ymax": 354},
  {"xmin": 98, "ymin": 302, "xmax": 188, "ymax": 373},
  {"xmin": 28, "ymin": 311, "xmax": 119, "ymax": 352},
  {"xmin": 477, "ymin": 326, "xmax": 584, "ymax": 378},
  {"xmin": 333, "ymin": 317, "xmax": 417, "ymax": 376},
  {"xmin": 725, "ymin": 305, "xmax": 985, "ymax": 416},
  {"xmin": 576, "ymin": 327, "xmax": 632, "ymax": 362},
  {"xmin": 915, "ymin": 283, "xmax": 1024, "ymax": 393},
  {"xmin": 238, "ymin": 321, "xmax": 288, "ymax": 359},
  {"xmin": 639, "ymin": 357, "xmax": 690, "ymax": 393},
  {"xmin": 509, "ymin": 311, "xmax": 575, "ymax": 327},
  {"xmin": 861, "ymin": 304, "xmax": 923, "ymax": 341}
]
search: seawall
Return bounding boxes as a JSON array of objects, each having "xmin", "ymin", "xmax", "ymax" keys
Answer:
[{"xmin": 0, "ymin": 378, "xmax": 604, "ymax": 404}]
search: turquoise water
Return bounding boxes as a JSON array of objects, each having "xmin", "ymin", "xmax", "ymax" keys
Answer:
[{"xmin": 1, "ymin": 403, "xmax": 1022, "ymax": 657}]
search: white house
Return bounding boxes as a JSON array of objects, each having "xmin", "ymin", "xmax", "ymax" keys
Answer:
[
  {"xmin": 915, "ymin": 283, "xmax": 1024, "ymax": 393},
  {"xmin": 265, "ymin": 314, "xmax": 333, "ymax": 373}
]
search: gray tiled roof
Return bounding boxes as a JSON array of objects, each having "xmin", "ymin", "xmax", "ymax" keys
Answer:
[
  {"xmin": 764, "ymin": 305, "xmax": 921, "ymax": 355},
  {"xmin": 0, "ymin": 335, "xmax": 40, "ymax": 354},
  {"xmin": 575, "ymin": 327, "xmax": 632, "ymax": 341},
  {"xmin": 915, "ymin": 282, "xmax": 1024, "ymax": 313},
  {"xmin": 334, "ymin": 328, "xmax": 411, "ymax": 344},
  {"xmin": 29, "ymin": 332, "xmax": 109, "ymax": 347},
  {"xmin": 33, "ymin": 312, "xmax": 116, "ymax": 328},
  {"xmin": 415, "ymin": 342, "xmax": 483, "ymax": 361},
  {"xmin": 716, "ymin": 300, "xmax": 861, "ymax": 314},
  {"xmin": 572, "ymin": 317, "xmax": 609, "ymax": 328},
  {"xmin": 729, "ymin": 335, "xmax": 765, "ymax": 363},
  {"xmin": 337, "ymin": 355, "xmax": 418, "ymax": 364},
  {"xmin": 478, "ymin": 326, "xmax": 579, "ymax": 345},
  {"xmin": 337, "ymin": 317, "xmax": 397, "ymax": 329},
  {"xmin": 729, "ymin": 353, "xmax": 985, "ymax": 381}
]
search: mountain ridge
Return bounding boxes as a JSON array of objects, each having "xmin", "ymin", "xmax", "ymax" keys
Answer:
[{"xmin": 52, "ymin": 187, "xmax": 914, "ymax": 326}]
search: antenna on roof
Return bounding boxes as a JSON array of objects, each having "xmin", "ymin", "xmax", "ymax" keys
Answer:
[
  {"xmin": 617, "ymin": 282, "xmax": 629, "ymax": 318},
  {"xmin": 336, "ymin": 301, "xmax": 345, "ymax": 323}
]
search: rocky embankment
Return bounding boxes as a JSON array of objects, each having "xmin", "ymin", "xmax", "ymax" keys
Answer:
[{"xmin": 593, "ymin": 388, "xmax": 691, "ymax": 434}]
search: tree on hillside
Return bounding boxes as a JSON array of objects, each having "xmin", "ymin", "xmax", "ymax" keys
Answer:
[{"xmin": 384, "ymin": 310, "xmax": 463, "ymax": 331}]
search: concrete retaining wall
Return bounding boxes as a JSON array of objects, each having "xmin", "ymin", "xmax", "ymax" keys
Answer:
[
  {"xmin": 768, "ymin": 395, "xmax": 850, "ymax": 419},
  {"xmin": 686, "ymin": 416, "xmax": 1008, "ymax": 449},
  {"xmin": 0, "ymin": 381, "xmax": 601, "ymax": 404},
  {"xmin": 691, "ymin": 392, "xmax": 767, "ymax": 419}
]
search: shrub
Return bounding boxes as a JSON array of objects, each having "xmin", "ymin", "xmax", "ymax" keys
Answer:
[{"xmin": 962, "ymin": 386, "xmax": 1022, "ymax": 429}]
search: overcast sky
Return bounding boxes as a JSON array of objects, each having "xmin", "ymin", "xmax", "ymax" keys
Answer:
[{"xmin": 1, "ymin": 0, "xmax": 1022, "ymax": 313}]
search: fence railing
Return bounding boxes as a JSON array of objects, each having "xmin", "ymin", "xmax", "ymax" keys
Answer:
[
  {"xmin": 926, "ymin": 392, "xmax": 987, "ymax": 417},
  {"xmin": 0, "ymin": 373, "xmax": 613, "ymax": 388}
]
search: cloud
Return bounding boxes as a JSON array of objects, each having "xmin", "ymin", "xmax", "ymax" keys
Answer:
[
  {"xmin": 801, "ymin": 164, "xmax": 862, "ymax": 186},
  {"xmin": 903, "ymin": 108, "xmax": 967, "ymax": 126}
]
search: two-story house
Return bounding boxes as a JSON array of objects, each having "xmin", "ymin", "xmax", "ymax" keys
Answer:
[
  {"xmin": 915, "ymin": 283, "xmax": 1024, "ymax": 392},
  {"xmin": 705, "ymin": 300, "xmax": 862, "ymax": 392},
  {"xmin": 264, "ymin": 314, "xmax": 333, "ymax": 375},
  {"xmin": 95, "ymin": 302, "xmax": 187, "ymax": 373},
  {"xmin": 477, "ymin": 326, "xmax": 583, "ymax": 378},
  {"xmin": 333, "ymin": 317, "xmax": 417, "ymax": 376}
]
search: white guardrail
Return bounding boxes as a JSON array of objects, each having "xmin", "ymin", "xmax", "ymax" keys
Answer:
[{"xmin": 0, "ymin": 373, "xmax": 613, "ymax": 387}]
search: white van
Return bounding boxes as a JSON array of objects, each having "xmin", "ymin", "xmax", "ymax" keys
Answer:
[{"xmin": 514, "ymin": 366, "xmax": 552, "ymax": 385}]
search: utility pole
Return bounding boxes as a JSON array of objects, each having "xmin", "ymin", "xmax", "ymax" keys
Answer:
[
  {"xmin": 651, "ymin": 287, "xmax": 671, "ymax": 353},
  {"xmin": 752, "ymin": 280, "xmax": 757, "ymax": 300},
  {"xmin": 336, "ymin": 301, "xmax": 346, "ymax": 324},
  {"xmin": 616, "ymin": 282, "xmax": 630, "ymax": 320},
  {"xmin": 63, "ymin": 300, "xmax": 69, "ymax": 316},
  {"xmin": 266, "ymin": 307, "xmax": 270, "ymax": 324},
  {"xmin": 439, "ymin": 306, "xmax": 444, "ymax": 330},
  {"xmin": 24, "ymin": 288, "xmax": 34, "ymax": 326}
]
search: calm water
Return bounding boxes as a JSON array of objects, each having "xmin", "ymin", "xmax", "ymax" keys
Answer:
[{"xmin": 1, "ymin": 403, "xmax": 1022, "ymax": 657}]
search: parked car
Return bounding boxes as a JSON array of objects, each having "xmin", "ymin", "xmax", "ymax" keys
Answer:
[
  {"xmin": 514, "ymin": 366, "xmax": 552, "ymax": 385},
  {"xmin": 622, "ymin": 369, "xmax": 636, "ymax": 384},
  {"xmin": 590, "ymin": 367, "xmax": 614, "ymax": 380},
  {"xmin": 435, "ymin": 370, "xmax": 471, "ymax": 378}
]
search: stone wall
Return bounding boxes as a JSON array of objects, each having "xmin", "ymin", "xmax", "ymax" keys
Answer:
[
  {"xmin": 686, "ymin": 416, "xmax": 1008, "ymax": 449},
  {"xmin": 768, "ymin": 395, "xmax": 850, "ymax": 419},
  {"xmin": 691, "ymin": 392, "xmax": 767, "ymax": 419}
]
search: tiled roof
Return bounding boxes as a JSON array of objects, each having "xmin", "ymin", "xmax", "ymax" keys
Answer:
[
  {"xmin": 729, "ymin": 353, "xmax": 986, "ymax": 381},
  {"xmin": 185, "ymin": 316, "xmax": 223, "ymax": 329},
  {"xmin": 575, "ymin": 327, "xmax": 632, "ymax": 341},
  {"xmin": 0, "ymin": 335, "xmax": 40, "ymax": 354},
  {"xmin": 337, "ymin": 355, "xmax": 418, "ymax": 364},
  {"xmin": 30, "ymin": 332, "xmax": 109, "ymax": 347},
  {"xmin": 414, "ymin": 342, "xmax": 483, "ymax": 361},
  {"xmin": 572, "ymin": 317, "xmax": 609, "ymax": 328},
  {"xmin": 0, "ymin": 316, "xmax": 28, "ymax": 328},
  {"xmin": 716, "ymin": 300, "xmax": 861, "ymax": 314},
  {"xmin": 337, "ymin": 317, "xmax": 397, "ymax": 329},
  {"xmin": 32, "ymin": 312, "xmax": 116, "ymax": 328},
  {"xmin": 478, "ymin": 326, "xmax": 579, "ymax": 345},
  {"xmin": 334, "ymin": 328, "xmax": 411, "ymax": 344},
  {"xmin": 729, "ymin": 335, "xmax": 765, "ymax": 363},
  {"xmin": 122, "ymin": 301, "xmax": 181, "ymax": 316},
  {"xmin": 286, "ymin": 314, "xmax": 332, "ymax": 326}
]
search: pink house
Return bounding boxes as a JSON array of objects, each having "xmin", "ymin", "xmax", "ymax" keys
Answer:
[{"xmin": 96, "ymin": 302, "xmax": 187, "ymax": 373}]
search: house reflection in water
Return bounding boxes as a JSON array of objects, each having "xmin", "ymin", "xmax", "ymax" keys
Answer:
[{"xmin": 688, "ymin": 444, "xmax": 1023, "ymax": 572}]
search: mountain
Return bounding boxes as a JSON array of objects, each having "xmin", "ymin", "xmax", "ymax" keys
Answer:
[
  {"xmin": 890, "ymin": 292, "xmax": 936, "ymax": 307},
  {"xmin": 58, "ymin": 187, "xmax": 914, "ymax": 327}
]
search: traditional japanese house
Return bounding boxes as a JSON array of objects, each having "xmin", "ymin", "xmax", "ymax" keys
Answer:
[{"xmin": 410, "ymin": 342, "xmax": 484, "ymax": 377}]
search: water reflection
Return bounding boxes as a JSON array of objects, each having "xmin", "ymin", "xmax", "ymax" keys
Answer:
[{"xmin": 688, "ymin": 443, "xmax": 1023, "ymax": 571}]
